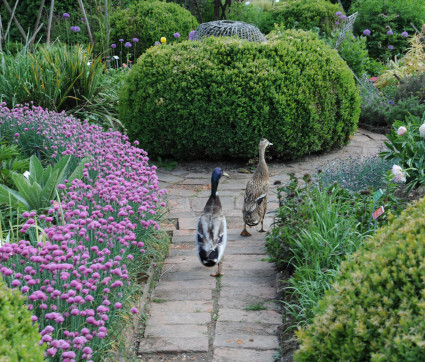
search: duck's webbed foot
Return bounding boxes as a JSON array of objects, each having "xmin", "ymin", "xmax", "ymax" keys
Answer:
[
  {"xmin": 259, "ymin": 221, "xmax": 266, "ymax": 233},
  {"xmin": 241, "ymin": 224, "xmax": 251, "ymax": 237},
  {"xmin": 210, "ymin": 263, "xmax": 223, "ymax": 277}
]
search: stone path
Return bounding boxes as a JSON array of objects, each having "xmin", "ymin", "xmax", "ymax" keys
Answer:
[{"xmin": 137, "ymin": 129, "xmax": 387, "ymax": 361}]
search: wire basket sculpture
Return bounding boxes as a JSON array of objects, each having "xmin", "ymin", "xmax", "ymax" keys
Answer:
[{"xmin": 194, "ymin": 20, "xmax": 267, "ymax": 43}]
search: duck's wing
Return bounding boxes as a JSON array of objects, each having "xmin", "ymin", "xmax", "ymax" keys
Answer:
[{"xmin": 243, "ymin": 179, "xmax": 269, "ymax": 214}]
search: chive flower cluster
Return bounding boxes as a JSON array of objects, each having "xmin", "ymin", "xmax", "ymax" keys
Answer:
[{"xmin": 0, "ymin": 103, "xmax": 167, "ymax": 360}]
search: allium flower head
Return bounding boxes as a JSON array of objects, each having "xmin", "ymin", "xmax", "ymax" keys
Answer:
[
  {"xmin": 173, "ymin": 32, "xmax": 181, "ymax": 38},
  {"xmin": 419, "ymin": 123, "xmax": 425, "ymax": 138},
  {"xmin": 189, "ymin": 30, "xmax": 198, "ymax": 41},
  {"xmin": 125, "ymin": 42, "xmax": 132, "ymax": 48},
  {"xmin": 335, "ymin": 11, "xmax": 342, "ymax": 16},
  {"xmin": 63, "ymin": 13, "xmax": 70, "ymax": 18},
  {"xmin": 388, "ymin": 45, "xmax": 394, "ymax": 50},
  {"xmin": 401, "ymin": 31, "xmax": 409, "ymax": 38},
  {"xmin": 340, "ymin": 15, "xmax": 347, "ymax": 20},
  {"xmin": 387, "ymin": 30, "xmax": 393, "ymax": 35},
  {"xmin": 363, "ymin": 29, "xmax": 371, "ymax": 36},
  {"xmin": 119, "ymin": 39, "xmax": 124, "ymax": 42},
  {"xmin": 133, "ymin": 38, "xmax": 139, "ymax": 42},
  {"xmin": 154, "ymin": 41, "xmax": 161, "ymax": 46},
  {"xmin": 397, "ymin": 126, "xmax": 407, "ymax": 136},
  {"xmin": 111, "ymin": 43, "xmax": 116, "ymax": 48}
]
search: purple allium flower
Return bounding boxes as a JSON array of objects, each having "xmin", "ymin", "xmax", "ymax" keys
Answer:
[
  {"xmin": 387, "ymin": 30, "xmax": 393, "ymax": 35},
  {"xmin": 173, "ymin": 32, "xmax": 181, "ymax": 38},
  {"xmin": 335, "ymin": 11, "xmax": 342, "ymax": 16},
  {"xmin": 119, "ymin": 39, "xmax": 124, "ymax": 42},
  {"xmin": 14, "ymin": 133, "xmax": 19, "ymax": 137},
  {"xmin": 154, "ymin": 41, "xmax": 161, "ymax": 46},
  {"xmin": 363, "ymin": 29, "xmax": 371, "ymax": 36},
  {"xmin": 130, "ymin": 307, "xmax": 139, "ymax": 314},
  {"xmin": 401, "ymin": 31, "xmax": 408, "ymax": 38},
  {"xmin": 63, "ymin": 13, "xmax": 70, "ymax": 18},
  {"xmin": 340, "ymin": 15, "xmax": 347, "ymax": 20},
  {"xmin": 388, "ymin": 45, "xmax": 394, "ymax": 50},
  {"xmin": 111, "ymin": 43, "xmax": 116, "ymax": 49},
  {"xmin": 335, "ymin": 21, "xmax": 340, "ymax": 25},
  {"xmin": 81, "ymin": 17, "xmax": 85, "ymax": 22},
  {"xmin": 124, "ymin": 42, "xmax": 132, "ymax": 48},
  {"xmin": 189, "ymin": 30, "xmax": 198, "ymax": 41},
  {"xmin": 133, "ymin": 38, "xmax": 139, "ymax": 42}
]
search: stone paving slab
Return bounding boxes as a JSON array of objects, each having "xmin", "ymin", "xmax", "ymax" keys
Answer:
[
  {"xmin": 214, "ymin": 333, "xmax": 280, "ymax": 350},
  {"xmin": 139, "ymin": 337, "xmax": 209, "ymax": 354},
  {"xmin": 213, "ymin": 347, "xmax": 278, "ymax": 362},
  {"xmin": 218, "ymin": 308, "xmax": 281, "ymax": 324}
]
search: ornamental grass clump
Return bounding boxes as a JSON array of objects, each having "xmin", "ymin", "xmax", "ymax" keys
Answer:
[
  {"xmin": 295, "ymin": 195, "xmax": 425, "ymax": 361},
  {"xmin": 0, "ymin": 103, "xmax": 167, "ymax": 360}
]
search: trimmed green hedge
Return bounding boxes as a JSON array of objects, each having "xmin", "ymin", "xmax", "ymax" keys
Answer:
[
  {"xmin": 296, "ymin": 196, "xmax": 425, "ymax": 361},
  {"xmin": 0, "ymin": 277, "xmax": 44, "ymax": 361},
  {"xmin": 110, "ymin": 0, "xmax": 198, "ymax": 58},
  {"xmin": 261, "ymin": 0, "xmax": 341, "ymax": 35},
  {"xmin": 119, "ymin": 30, "xmax": 360, "ymax": 161}
]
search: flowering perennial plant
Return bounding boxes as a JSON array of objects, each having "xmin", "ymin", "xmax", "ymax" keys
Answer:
[{"xmin": 0, "ymin": 104, "xmax": 167, "ymax": 360}]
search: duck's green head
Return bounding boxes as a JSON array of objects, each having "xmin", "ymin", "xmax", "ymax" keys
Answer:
[{"xmin": 211, "ymin": 167, "xmax": 229, "ymax": 196}]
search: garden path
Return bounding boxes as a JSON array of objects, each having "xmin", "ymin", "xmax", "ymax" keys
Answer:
[{"xmin": 136, "ymin": 129, "xmax": 387, "ymax": 362}]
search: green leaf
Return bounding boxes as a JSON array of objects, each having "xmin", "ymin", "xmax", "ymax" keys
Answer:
[
  {"xmin": 11, "ymin": 173, "xmax": 43, "ymax": 211},
  {"xmin": 0, "ymin": 184, "xmax": 29, "ymax": 210},
  {"xmin": 28, "ymin": 155, "xmax": 44, "ymax": 184},
  {"xmin": 40, "ymin": 168, "xmax": 60, "ymax": 205},
  {"xmin": 67, "ymin": 156, "xmax": 91, "ymax": 184}
]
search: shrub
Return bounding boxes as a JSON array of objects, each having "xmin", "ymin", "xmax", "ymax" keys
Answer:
[
  {"xmin": 0, "ymin": 276, "xmax": 44, "ymax": 361},
  {"xmin": 295, "ymin": 195, "xmax": 425, "ymax": 361},
  {"xmin": 110, "ymin": 0, "xmax": 198, "ymax": 58},
  {"xmin": 262, "ymin": 0, "xmax": 341, "ymax": 35},
  {"xmin": 119, "ymin": 30, "xmax": 360, "ymax": 161},
  {"xmin": 349, "ymin": 0, "xmax": 425, "ymax": 61},
  {"xmin": 226, "ymin": 2, "xmax": 273, "ymax": 33}
]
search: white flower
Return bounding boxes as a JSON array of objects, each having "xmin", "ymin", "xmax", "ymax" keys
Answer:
[
  {"xmin": 397, "ymin": 126, "xmax": 407, "ymax": 136},
  {"xmin": 23, "ymin": 171, "xmax": 30, "ymax": 179},
  {"xmin": 419, "ymin": 123, "xmax": 425, "ymax": 138},
  {"xmin": 391, "ymin": 165, "xmax": 406, "ymax": 183}
]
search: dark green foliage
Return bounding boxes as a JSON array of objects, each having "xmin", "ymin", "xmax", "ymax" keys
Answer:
[
  {"xmin": 295, "ymin": 195, "xmax": 425, "ymax": 361},
  {"xmin": 349, "ymin": 0, "xmax": 425, "ymax": 61},
  {"xmin": 0, "ymin": 277, "xmax": 44, "ymax": 361},
  {"xmin": 266, "ymin": 170, "xmax": 403, "ymax": 325},
  {"xmin": 226, "ymin": 3, "xmax": 273, "ymax": 33},
  {"xmin": 110, "ymin": 0, "xmax": 198, "ymax": 58},
  {"xmin": 119, "ymin": 30, "xmax": 360, "ymax": 161},
  {"xmin": 329, "ymin": 0, "xmax": 352, "ymax": 13},
  {"xmin": 359, "ymin": 76, "xmax": 425, "ymax": 131},
  {"xmin": 262, "ymin": 0, "xmax": 341, "ymax": 35}
]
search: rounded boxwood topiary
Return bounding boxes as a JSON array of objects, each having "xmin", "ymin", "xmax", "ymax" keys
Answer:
[
  {"xmin": 119, "ymin": 30, "xmax": 360, "ymax": 161},
  {"xmin": 0, "ymin": 277, "xmax": 44, "ymax": 361},
  {"xmin": 110, "ymin": 0, "xmax": 198, "ymax": 58},
  {"xmin": 261, "ymin": 0, "xmax": 342, "ymax": 35},
  {"xmin": 295, "ymin": 196, "xmax": 425, "ymax": 361}
]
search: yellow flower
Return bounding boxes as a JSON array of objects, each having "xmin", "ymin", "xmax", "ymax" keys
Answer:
[{"xmin": 160, "ymin": 37, "xmax": 166, "ymax": 44}]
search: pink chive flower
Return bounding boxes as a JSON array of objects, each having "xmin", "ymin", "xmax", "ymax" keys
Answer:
[{"xmin": 397, "ymin": 126, "xmax": 407, "ymax": 136}]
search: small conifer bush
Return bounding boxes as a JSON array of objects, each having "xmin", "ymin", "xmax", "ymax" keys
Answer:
[
  {"xmin": 119, "ymin": 30, "xmax": 360, "ymax": 161},
  {"xmin": 0, "ymin": 277, "xmax": 44, "ymax": 361},
  {"xmin": 296, "ymin": 196, "xmax": 425, "ymax": 361}
]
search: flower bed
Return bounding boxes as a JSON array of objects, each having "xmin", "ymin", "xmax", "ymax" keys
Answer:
[{"xmin": 0, "ymin": 104, "xmax": 167, "ymax": 360}]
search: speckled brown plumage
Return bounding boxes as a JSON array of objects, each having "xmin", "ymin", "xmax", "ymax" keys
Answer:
[{"xmin": 241, "ymin": 139, "xmax": 272, "ymax": 236}]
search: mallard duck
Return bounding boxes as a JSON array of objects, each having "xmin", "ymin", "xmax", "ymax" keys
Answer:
[
  {"xmin": 241, "ymin": 138, "xmax": 273, "ymax": 236},
  {"xmin": 196, "ymin": 167, "xmax": 229, "ymax": 277}
]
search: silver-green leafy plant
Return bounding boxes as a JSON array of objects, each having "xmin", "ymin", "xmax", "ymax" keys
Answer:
[{"xmin": 0, "ymin": 154, "xmax": 89, "ymax": 212}]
